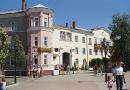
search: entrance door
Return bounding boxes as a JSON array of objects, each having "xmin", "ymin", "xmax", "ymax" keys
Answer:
[{"xmin": 63, "ymin": 52, "xmax": 70, "ymax": 69}]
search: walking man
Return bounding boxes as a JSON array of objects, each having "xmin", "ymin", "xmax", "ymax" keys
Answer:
[{"xmin": 114, "ymin": 61, "xmax": 126, "ymax": 90}]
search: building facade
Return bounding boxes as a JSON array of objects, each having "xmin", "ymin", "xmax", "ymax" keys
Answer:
[{"xmin": 0, "ymin": 0, "xmax": 111, "ymax": 75}]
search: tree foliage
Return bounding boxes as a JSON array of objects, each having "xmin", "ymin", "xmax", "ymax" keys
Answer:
[
  {"xmin": 109, "ymin": 14, "xmax": 130, "ymax": 63},
  {"xmin": 10, "ymin": 36, "xmax": 27, "ymax": 67},
  {"xmin": 89, "ymin": 58, "xmax": 102, "ymax": 67},
  {"xmin": 0, "ymin": 28, "xmax": 8, "ymax": 65}
]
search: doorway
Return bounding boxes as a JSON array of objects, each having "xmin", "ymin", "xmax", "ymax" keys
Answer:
[{"xmin": 63, "ymin": 52, "xmax": 70, "ymax": 69}]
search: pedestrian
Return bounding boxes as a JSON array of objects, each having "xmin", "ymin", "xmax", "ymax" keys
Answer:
[
  {"xmin": 0, "ymin": 78, "xmax": 6, "ymax": 90},
  {"xmin": 37, "ymin": 66, "xmax": 41, "ymax": 78},
  {"xmin": 27, "ymin": 68, "xmax": 31, "ymax": 77},
  {"xmin": 72, "ymin": 66, "xmax": 75, "ymax": 74},
  {"xmin": 66, "ymin": 64, "xmax": 70, "ymax": 74},
  {"xmin": 106, "ymin": 75, "xmax": 113, "ymax": 90},
  {"xmin": 40, "ymin": 67, "xmax": 43, "ymax": 77},
  {"xmin": 113, "ymin": 61, "xmax": 126, "ymax": 90},
  {"xmin": 100, "ymin": 65, "xmax": 104, "ymax": 76}
]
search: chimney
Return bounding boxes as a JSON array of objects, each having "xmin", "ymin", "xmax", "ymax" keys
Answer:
[
  {"xmin": 72, "ymin": 21, "xmax": 76, "ymax": 29},
  {"xmin": 65, "ymin": 23, "xmax": 68, "ymax": 27},
  {"xmin": 22, "ymin": 0, "xmax": 27, "ymax": 10}
]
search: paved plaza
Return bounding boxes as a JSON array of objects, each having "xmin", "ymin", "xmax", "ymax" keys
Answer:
[{"xmin": 7, "ymin": 71, "xmax": 130, "ymax": 90}]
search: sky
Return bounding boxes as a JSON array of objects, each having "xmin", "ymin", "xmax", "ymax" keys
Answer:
[{"xmin": 0, "ymin": 0, "xmax": 130, "ymax": 29}]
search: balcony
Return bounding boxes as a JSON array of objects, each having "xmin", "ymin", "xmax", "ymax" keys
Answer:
[
  {"xmin": 0, "ymin": 27, "xmax": 14, "ymax": 31},
  {"xmin": 37, "ymin": 47, "xmax": 52, "ymax": 53},
  {"xmin": 27, "ymin": 26, "xmax": 53, "ymax": 32}
]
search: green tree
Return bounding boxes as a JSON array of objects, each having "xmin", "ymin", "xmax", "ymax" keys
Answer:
[
  {"xmin": 10, "ymin": 36, "xmax": 27, "ymax": 67},
  {"xmin": 0, "ymin": 28, "xmax": 8, "ymax": 70},
  {"xmin": 109, "ymin": 14, "xmax": 130, "ymax": 64},
  {"xmin": 89, "ymin": 58, "xmax": 102, "ymax": 67}
]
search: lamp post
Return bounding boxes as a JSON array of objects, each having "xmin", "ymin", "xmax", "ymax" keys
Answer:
[
  {"xmin": 10, "ymin": 41, "xmax": 17, "ymax": 83},
  {"xmin": 0, "ymin": 40, "xmax": 2, "ymax": 75},
  {"xmin": 101, "ymin": 38, "xmax": 110, "ymax": 83}
]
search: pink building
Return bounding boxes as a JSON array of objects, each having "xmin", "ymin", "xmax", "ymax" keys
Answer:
[
  {"xmin": 27, "ymin": 4, "xmax": 54, "ymax": 74},
  {"xmin": 0, "ymin": 0, "xmax": 55, "ymax": 75}
]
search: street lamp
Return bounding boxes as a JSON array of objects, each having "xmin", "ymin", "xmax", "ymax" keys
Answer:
[
  {"xmin": 101, "ymin": 38, "xmax": 110, "ymax": 83},
  {"xmin": 10, "ymin": 41, "xmax": 17, "ymax": 83}
]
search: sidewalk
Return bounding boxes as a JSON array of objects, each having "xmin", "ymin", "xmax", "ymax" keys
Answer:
[{"xmin": 7, "ymin": 70, "xmax": 130, "ymax": 90}]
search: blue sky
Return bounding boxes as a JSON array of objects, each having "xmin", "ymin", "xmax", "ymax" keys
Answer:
[{"xmin": 0, "ymin": 0, "xmax": 130, "ymax": 29}]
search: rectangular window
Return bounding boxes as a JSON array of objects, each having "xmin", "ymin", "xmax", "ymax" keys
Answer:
[
  {"xmin": 88, "ymin": 38, "xmax": 92, "ymax": 45},
  {"xmin": 94, "ymin": 37, "xmax": 97, "ymax": 44},
  {"xmin": 83, "ymin": 59, "xmax": 86, "ymax": 65},
  {"xmin": 33, "ymin": 55, "xmax": 38, "ymax": 65},
  {"xmin": 75, "ymin": 47, "xmax": 79, "ymax": 54},
  {"xmin": 99, "ymin": 38, "xmax": 103, "ymax": 44},
  {"xmin": 10, "ymin": 56, "xmax": 14, "ymax": 66},
  {"xmin": 89, "ymin": 49, "xmax": 92, "ymax": 55},
  {"xmin": 60, "ymin": 31, "xmax": 65, "ymax": 40},
  {"xmin": 34, "ymin": 17, "xmax": 39, "ymax": 27},
  {"xmin": 44, "ymin": 18, "xmax": 48, "ymax": 27},
  {"xmin": 66, "ymin": 32, "xmax": 72, "ymax": 41},
  {"xmin": 75, "ymin": 59, "xmax": 79, "ymax": 65},
  {"xmin": 44, "ymin": 54, "xmax": 48, "ymax": 64},
  {"xmin": 44, "ymin": 36, "xmax": 48, "ymax": 46},
  {"xmin": 0, "ymin": 24, "xmax": 3, "ymax": 27},
  {"xmin": 34, "ymin": 37, "xmax": 38, "ymax": 46},
  {"xmin": 82, "ymin": 48, "xmax": 86, "ymax": 54},
  {"xmin": 11, "ymin": 22, "xmax": 17, "ymax": 31},
  {"xmin": 82, "ymin": 37, "xmax": 85, "ymax": 43},
  {"xmin": 75, "ymin": 36, "xmax": 78, "ymax": 42},
  {"xmin": 95, "ymin": 51, "xmax": 98, "ymax": 55}
]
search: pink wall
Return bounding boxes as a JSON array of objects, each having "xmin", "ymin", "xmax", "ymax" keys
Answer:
[{"xmin": 28, "ymin": 11, "xmax": 53, "ymax": 66}]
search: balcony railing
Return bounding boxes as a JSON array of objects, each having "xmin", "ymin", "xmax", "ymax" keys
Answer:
[
  {"xmin": 27, "ymin": 26, "xmax": 53, "ymax": 31},
  {"xmin": 0, "ymin": 27, "xmax": 13, "ymax": 31}
]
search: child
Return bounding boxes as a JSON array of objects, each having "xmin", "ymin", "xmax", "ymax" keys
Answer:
[
  {"xmin": 0, "ymin": 78, "xmax": 6, "ymax": 90},
  {"xmin": 107, "ymin": 75, "xmax": 113, "ymax": 90}
]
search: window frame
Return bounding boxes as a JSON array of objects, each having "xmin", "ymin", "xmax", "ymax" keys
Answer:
[
  {"xmin": 9, "ymin": 56, "xmax": 14, "ymax": 66},
  {"xmin": 44, "ymin": 36, "xmax": 48, "ymax": 46},
  {"xmin": 88, "ymin": 38, "xmax": 92, "ymax": 45},
  {"xmin": 89, "ymin": 49, "xmax": 92, "ymax": 55},
  {"xmin": 44, "ymin": 54, "xmax": 48, "ymax": 64},
  {"xmin": 11, "ymin": 22, "xmax": 17, "ymax": 31},
  {"xmin": 44, "ymin": 17, "xmax": 48, "ymax": 27},
  {"xmin": 66, "ymin": 32, "xmax": 72, "ymax": 41},
  {"xmin": 60, "ymin": 31, "xmax": 65, "ymax": 40},
  {"xmin": 34, "ymin": 17, "xmax": 39, "ymax": 27},
  {"xmin": 34, "ymin": 36, "xmax": 38, "ymax": 47},
  {"xmin": 75, "ymin": 36, "xmax": 78, "ymax": 42},
  {"xmin": 82, "ymin": 37, "xmax": 85, "ymax": 43},
  {"xmin": 82, "ymin": 48, "xmax": 86, "ymax": 54},
  {"xmin": 33, "ymin": 55, "xmax": 38, "ymax": 65},
  {"xmin": 75, "ymin": 47, "xmax": 79, "ymax": 54}
]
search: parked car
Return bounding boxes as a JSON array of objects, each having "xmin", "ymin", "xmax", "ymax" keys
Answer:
[{"xmin": 88, "ymin": 67, "xmax": 93, "ymax": 71}]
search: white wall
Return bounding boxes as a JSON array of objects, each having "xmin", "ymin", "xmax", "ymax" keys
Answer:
[{"xmin": 52, "ymin": 28, "xmax": 88, "ymax": 68}]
